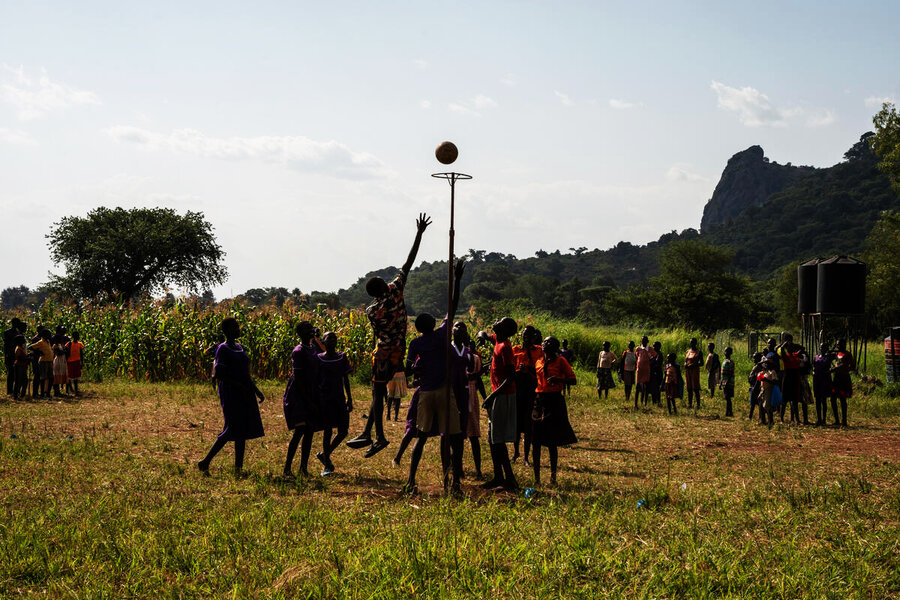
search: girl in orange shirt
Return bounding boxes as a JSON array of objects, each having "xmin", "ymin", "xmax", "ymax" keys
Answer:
[{"xmin": 532, "ymin": 336, "xmax": 577, "ymax": 487}]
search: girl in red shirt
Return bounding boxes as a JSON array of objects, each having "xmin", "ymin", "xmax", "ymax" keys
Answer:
[{"xmin": 532, "ymin": 336, "xmax": 577, "ymax": 487}]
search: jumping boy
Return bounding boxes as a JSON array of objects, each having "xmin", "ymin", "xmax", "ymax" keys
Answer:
[{"xmin": 347, "ymin": 213, "xmax": 431, "ymax": 458}]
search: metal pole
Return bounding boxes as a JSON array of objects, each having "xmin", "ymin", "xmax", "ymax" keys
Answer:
[{"xmin": 446, "ymin": 175, "xmax": 456, "ymax": 436}]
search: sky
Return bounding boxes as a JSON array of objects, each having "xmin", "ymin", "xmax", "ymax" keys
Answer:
[{"xmin": 1, "ymin": 0, "xmax": 898, "ymax": 299}]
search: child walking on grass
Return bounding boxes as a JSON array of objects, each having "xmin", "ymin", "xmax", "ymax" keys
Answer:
[
  {"xmin": 198, "ymin": 317, "xmax": 265, "ymax": 476},
  {"xmin": 282, "ymin": 321, "xmax": 323, "ymax": 478},
  {"xmin": 315, "ymin": 331, "xmax": 353, "ymax": 476},
  {"xmin": 664, "ymin": 353, "xmax": 681, "ymax": 415}
]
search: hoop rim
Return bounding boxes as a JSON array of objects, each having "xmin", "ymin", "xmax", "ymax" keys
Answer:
[{"xmin": 431, "ymin": 172, "xmax": 473, "ymax": 180}]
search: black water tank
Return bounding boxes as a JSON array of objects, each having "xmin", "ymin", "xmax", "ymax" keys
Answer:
[
  {"xmin": 816, "ymin": 256, "xmax": 866, "ymax": 314},
  {"xmin": 797, "ymin": 258, "xmax": 821, "ymax": 314}
]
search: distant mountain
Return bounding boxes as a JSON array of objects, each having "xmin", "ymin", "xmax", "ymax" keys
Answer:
[
  {"xmin": 700, "ymin": 145, "xmax": 816, "ymax": 232},
  {"xmin": 335, "ymin": 133, "xmax": 898, "ymax": 316}
]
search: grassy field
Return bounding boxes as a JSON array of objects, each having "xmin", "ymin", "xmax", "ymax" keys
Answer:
[{"xmin": 1, "ymin": 372, "xmax": 898, "ymax": 599}]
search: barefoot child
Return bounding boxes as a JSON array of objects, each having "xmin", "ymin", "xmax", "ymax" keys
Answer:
[
  {"xmin": 720, "ymin": 347, "xmax": 735, "ymax": 417},
  {"xmin": 51, "ymin": 334, "xmax": 68, "ymax": 397},
  {"xmin": 13, "ymin": 335, "xmax": 29, "ymax": 400},
  {"xmin": 316, "ymin": 331, "xmax": 353, "ymax": 475},
  {"xmin": 812, "ymin": 343, "xmax": 833, "ymax": 426},
  {"xmin": 705, "ymin": 342, "xmax": 720, "ymax": 399},
  {"xmin": 596, "ymin": 341, "xmax": 616, "ymax": 400},
  {"xmin": 282, "ymin": 321, "xmax": 323, "ymax": 477},
  {"xmin": 466, "ymin": 339, "xmax": 485, "ymax": 479},
  {"xmin": 531, "ymin": 336, "xmax": 577, "ymax": 487},
  {"xmin": 386, "ymin": 369, "xmax": 408, "ymax": 421},
  {"xmin": 513, "ymin": 325, "xmax": 542, "ymax": 465},
  {"xmin": 65, "ymin": 331, "xmax": 84, "ymax": 396},
  {"xmin": 664, "ymin": 353, "xmax": 681, "ymax": 415},
  {"xmin": 198, "ymin": 317, "xmax": 265, "ymax": 476}
]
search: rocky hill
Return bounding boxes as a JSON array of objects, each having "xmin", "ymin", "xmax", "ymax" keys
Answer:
[{"xmin": 700, "ymin": 145, "xmax": 816, "ymax": 232}]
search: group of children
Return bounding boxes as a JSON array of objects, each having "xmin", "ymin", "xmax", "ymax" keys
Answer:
[
  {"xmin": 594, "ymin": 332, "xmax": 855, "ymax": 427},
  {"xmin": 596, "ymin": 337, "xmax": 736, "ymax": 416},
  {"xmin": 2, "ymin": 318, "xmax": 85, "ymax": 401}
]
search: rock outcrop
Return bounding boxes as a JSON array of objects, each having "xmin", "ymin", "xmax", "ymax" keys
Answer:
[{"xmin": 700, "ymin": 146, "xmax": 816, "ymax": 232}]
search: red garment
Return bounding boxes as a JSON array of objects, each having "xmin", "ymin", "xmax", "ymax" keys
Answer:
[
  {"xmin": 635, "ymin": 346, "xmax": 651, "ymax": 384},
  {"xmin": 535, "ymin": 356, "xmax": 575, "ymax": 393},
  {"xmin": 489, "ymin": 334, "xmax": 517, "ymax": 394}
]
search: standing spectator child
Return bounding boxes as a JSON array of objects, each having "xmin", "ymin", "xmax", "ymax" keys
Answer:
[
  {"xmin": 512, "ymin": 326, "xmax": 542, "ymax": 465},
  {"xmin": 747, "ymin": 352, "xmax": 765, "ymax": 422},
  {"xmin": 664, "ymin": 353, "xmax": 681, "ymax": 415},
  {"xmin": 28, "ymin": 331, "xmax": 53, "ymax": 398},
  {"xmin": 720, "ymin": 347, "xmax": 735, "ymax": 417},
  {"xmin": 830, "ymin": 338, "xmax": 854, "ymax": 427},
  {"xmin": 684, "ymin": 338, "xmax": 702, "ymax": 408},
  {"xmin": 705, "ymin": 342, "xmax": 720, "ymax": 399},
  {"xmin": 65, "ymin": 331, "xmax": 85, "ymax": 396},
  {"xmin": 315, "ymin": 331, "xmax": 353, "ymax": 476},
  {"xmin": 649, "ymin": 341, "xmax": 664, "ymax": 406},
  {"xmin": 620, "ymin": 341, "xmax": 637, "ymax": 405},
  {"xmin": 531, "ymin": 336, "xmax": 577, "ymax": 488},
  {"xmin": 812, "ymin": 343, "xmax": 833, "ymax": 426},
  {"xmin": 466, "ymin": 338, "xmax": 485, "ymax": 480},
  {"xmin": 596, "ymin": 342, "xmax": 617, "ymax": 400},
  {"xmin": 757, "ymin": 354, "xmax": 780, "ymax": 428},
  {"xmin": 51, "ymin": 334, "xmax": 68, "ymax": 397},
  {"xmin": 386, "ymin": 370, "xmax": 408, "ymax": 421},
  {"xmin": 4, "ymin": 318, "xmax": 24, "ymax": 396},
  {"xmin": 13, "ymin": 335, "xmax": 29, "ymax": 400},
  {"xmin": 634, "ymin": 336, "xmax": 651, "ymax": 409}
]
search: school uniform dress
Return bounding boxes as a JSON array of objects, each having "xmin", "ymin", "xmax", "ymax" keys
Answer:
[
  {"xmin": 283, "ymin": 343, "xmax": 322, "ymax": 431},
  {"xmin": 66, "ymin": 341, "xmax": 84, "ymax": 380},
  {"xmin": 532, "ymin": 356, "xmax": 577, "ymax": 447},
  {"xmin": 812, "ymin": 354, "xmax": 833, "ymax": 399},
  {"xmin": 648, "ymin": 350, "xmax": 663, "ymax": 398},
  {"xmin": 832, "ymin": 352, "xmax": 854, "ymax": 398},
  {"xmin": 596, "ymin": 351, "xmax": 616, "ymax": 390},
  {"xmin": 513, "ymin": 344, "xmax": 542, "ymax": 436},
  {"xmin": 635, "ymin": 346, "xmax": 650, "ymax": 385},
  {"xmin": 488, "ymin": 334, "xmax": 517, "ymax": 445},
  {"xmin": 684, "ymin": 349, "xmax": 702, "ymax": 391},
  {"xmin": 621, "ymin": 350, "xmax": 637, "ymax": 387},
  {"xmin": 214, "ymin": 342, "xmax": 264, "ymax": 442},
  {"xmin": 317, "ymin": 351, "xmax": 352, "ymax": 432}
]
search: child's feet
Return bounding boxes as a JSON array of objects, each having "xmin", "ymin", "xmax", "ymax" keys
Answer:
[
  {"xmin": 316, "ymin": 451, "xmax": 335, "ymax": 473},
  {"xmin": 400, "ymin": 482, "xmax": 418, "ymax": 496},
  {"xmin": 479, "ymin": 478, "xmax": 504, "ymax": 489},
  {"xmin": 197, "ymin": 461, "xmax": 210, "ymax": 476}
]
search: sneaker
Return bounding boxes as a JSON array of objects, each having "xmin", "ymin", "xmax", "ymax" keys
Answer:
[
  {"xmin": 320, "ymin": 468, "xmax": 334, "ymax": 476},
  {"xmin": 316, "ymin": 452, "xmax": 335, "ymax": 472},
  {"xmin": 364, "ymin": 438, "xmax": 389, "ymax": 458},
  {"xmin": 346, "ymin": 435, "xmax": 373, "ymax": 449}
]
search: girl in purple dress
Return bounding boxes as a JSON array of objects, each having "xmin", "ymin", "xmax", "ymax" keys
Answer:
[
  {"xmin": 812, "ymin": 343, "xmax": 833, "ymax": 426},
  {"xmin": 198, "ymin": 317, "xmax": 265, "ymax": 476},
  {"xmin": 282, "ymin": 321, "xmax": 323, "ymax": 478},
  {"xmin": 315, "ymin": 331, "xmax": 354, "ymax": 475}
]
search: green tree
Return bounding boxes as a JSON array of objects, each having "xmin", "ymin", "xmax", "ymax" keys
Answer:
[
  {"xmin": 650, "ymin": 239, "xmax": 751, "ymax": 332},
  {"xmin": 47, "ymin": 207, "xmax": 227, "ymax": 302},
  {"xmin": 863, "ymin": 210, "xmax": 900, "ymax": 332},
  {"xmin": 871, "ymin": 102, "xmax": 900, "ymax": 195}
]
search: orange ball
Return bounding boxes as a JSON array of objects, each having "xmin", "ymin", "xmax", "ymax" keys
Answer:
[{"xmin": 435, "ymin": 141, "xmax": 458, "ymax": 165}]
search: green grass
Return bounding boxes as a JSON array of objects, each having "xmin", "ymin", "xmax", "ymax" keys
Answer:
[{"xmin": 1, "ymin": 376, "xmax": 899, "ymax": 598}]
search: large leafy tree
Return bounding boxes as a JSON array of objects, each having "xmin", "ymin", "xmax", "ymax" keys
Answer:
[
  {"xmin": 649, "ymin": 239, "xmax": 751, "ymax": 332},
  {"xmin": 871, "ymin": 102, "xmax": 900, "ymax": 195},
  {"xmin": 864, "ymin": 210, "xmax": 900, "ymax": 332},
  {"xmin": 46, "ymin": 207, "xmax": 228, "ymax": 302}
]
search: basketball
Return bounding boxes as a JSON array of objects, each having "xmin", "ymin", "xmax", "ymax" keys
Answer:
[{"xmin": 435, "ymin": 141, "xmax": 458, "ymax": 165}]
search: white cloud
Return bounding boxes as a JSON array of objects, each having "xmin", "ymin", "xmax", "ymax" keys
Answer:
[
  {"xmin": 447, "ymin": 94, "xmax": 498, "ymax": 117},
  {"xmin": 413, "ymin": 59, "xmax": 428, "ymax": 70},
  {"xmin": 609, "ymin": 98, "xmax": 640, "ymax": 110},
  {"xmin": 0, "ymin": 127, "xmax": 38, "ymax": 146},
  {"xmin": 666, "ymin": 164, "xmax": 710, "ymax": 183},
  {"xmin": 554, "ymin": 91, "xmax": 574, "ymax": 107},
  {"xmin": 1, "ymin": 65, "xmax": 100, "ymax": 120},
  {"xmin": 500, "ymin": 73, "xmax": 517, "ymax": 86},
  {"xmin": 473, "ymin": 94, "xmax": 497, "ymax": 110},
  {"xmin": 419, "ymin": 100, "xmax": 431, "ymax": 109},
  {"xmin": 104, "ymin": 126, "xmax": 385, "ymax": 179},
  {"xmin": 710, "ymin": 80, "xmax": 834, "ymax": 128},
  {"xmin": 865, "ymin": 95, "xmax": 895, "ymax": 108}
]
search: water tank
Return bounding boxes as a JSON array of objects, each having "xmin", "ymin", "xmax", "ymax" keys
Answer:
[
  {"xmin": 816, "ymin": 256, "xmax": 866, "ymax": 314},
  {"xmin": 797, "ymin": 258, "xmax": 821, "ymax": 314}
]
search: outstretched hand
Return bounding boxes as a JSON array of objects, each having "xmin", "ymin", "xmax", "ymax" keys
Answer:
[{"xmin": 416, "ymin": 213, "xmax": 432, "ymax": 234}]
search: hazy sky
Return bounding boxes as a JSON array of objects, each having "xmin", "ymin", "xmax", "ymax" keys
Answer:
[{"xmin": 2, "ymin": 1, "xmax": 897, "ymax": 298}]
